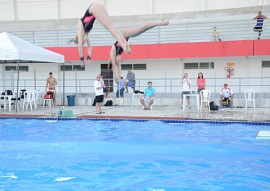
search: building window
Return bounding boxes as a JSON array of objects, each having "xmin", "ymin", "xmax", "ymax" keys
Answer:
[
  {"xmin": 73, "ymin": 65, "xmax": 85, "ymax": 71},
  {"xmin": 184, "ymin": 62, "xmax": 214, "ymax": 69},
  {"xmin": 122, "ymin": 64, "xmax": 133, "ymax": 70},
  {"xmin": 133, "ymin": 64, "xmax": 147, "ymax": 70},
  {"xmin": 60, "ymin": 65, "xmax": 85, "ymax": 71},
  {"xmin": 262, "ymin": 61, "xmax": 270, "ymax": 68},
  {"xmin": 61, "ymin": 65, "xmax": 72, "ymax": 71},
  {"xmin": 5, "ymin": 66, "xmax": 29, "ymax": 72},
  {"xmin": 184, "ymin": 63, "xmax": 198, "ymax": 69},
  {"xmin": 122, "ymin": 64, "xmax": 146, "ymax": 70},
  {"xmin": 5, "ymin": 66, "xmax": 17, "ymax": 71},
  {"xmin": 19, "ymin": 66, "xmax": 29, "ymax": 71},
  {"xmin": 200, "ymin": 62, "xmax": 214, "ymax": 69}
]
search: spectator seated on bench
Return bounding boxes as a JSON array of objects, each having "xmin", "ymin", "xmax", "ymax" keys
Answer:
[{"xmin": 140, "ymin": 81, "xmax": 156, "ymax": 110}]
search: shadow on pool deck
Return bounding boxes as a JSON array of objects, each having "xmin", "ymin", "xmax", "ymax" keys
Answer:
[{"xmin": 0, "ymin": 105, "xmax": 270, "ymax": 121}]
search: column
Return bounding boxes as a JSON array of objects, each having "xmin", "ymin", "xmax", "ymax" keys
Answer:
[
  {"xmin": 200, "ymin": 0, "xmax": 206, "ymax": 11},
  {"xmin": 12, "ymin": 0, "xmax": 17, "ymax": 20}
]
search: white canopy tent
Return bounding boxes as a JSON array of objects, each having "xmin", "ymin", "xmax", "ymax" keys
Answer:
[
  {"xmin": 0, "ymin": 32, "xmax": 65, "ymax": 111},
  {"xmin": 0, "ymin": 32, "xmax": 64, "ymax": 63}
]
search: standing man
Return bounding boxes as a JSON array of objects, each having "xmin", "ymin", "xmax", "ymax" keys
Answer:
[
  {"xmin": 125, "ymin": 70, "xmax": 136, "ymax": 93},
  {"xmin": 94, "ymin": 74, "xmax": 105, "ymax": 114},
  {"xmin": 140, "ymin": 81, "xmax": 156, "ymax": 110},
  {"xmin": 45, "ymin": 72, "xmax": 57, "ymax": 105}
]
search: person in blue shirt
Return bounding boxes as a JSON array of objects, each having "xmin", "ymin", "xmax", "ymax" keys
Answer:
[
  {"xmin": 116, "ymin": 77, "xmax": 125, "ymax": 98},
  {"xmin": 140, "ymin": 81, "xmax": 156, "ymax": 110}
]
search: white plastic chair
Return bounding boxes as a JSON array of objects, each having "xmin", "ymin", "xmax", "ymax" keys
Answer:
[
  {"xmin": 200, "ymin": 89, "xmax": 211, "ymax": 113},
  {"xmin": 143, "ymin": 97, "xmax": 154, "ymax": 110},
  {"xmin": 34, "ymin": 90, "xmax": 41, "ymax": 107},
  {"xmin": 43, "ymin": 91, "xmax": 54, "ymax": 108},
  {"xmin": 245, "ymin": 89, "xmax": 255, "ymax": 110},
  {"xmin": 22, "ymin": 91, "xmax": 34, "ymax": 111},
  {"xmin": 132, "ymin": 94, "xmax": 141, "ymax": 108},
  {"xmin": 43, "ymin": 98, "xmax": 54, "ymax": 108},
  {"xmin": 29, "ymin": 90, "xmax": 39, "ymax": 110},
  {"xmin": 11, "ymin": 91, "xmax": 22, "ymax": 111}
]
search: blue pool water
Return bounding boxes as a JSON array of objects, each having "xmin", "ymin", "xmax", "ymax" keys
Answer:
[{"xmin": 0, "ymin": 119, "xmax": 270, "ymax": 191}]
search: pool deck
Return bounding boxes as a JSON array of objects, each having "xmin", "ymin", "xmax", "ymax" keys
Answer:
[{"xmin": 0, "ymin": 105, "xmax": 269, "ymax": 122}]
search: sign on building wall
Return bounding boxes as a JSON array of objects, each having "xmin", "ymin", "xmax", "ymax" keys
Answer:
[{"xmin": 227, "ymin": 62, "xmax": 235, "ymax": 67}]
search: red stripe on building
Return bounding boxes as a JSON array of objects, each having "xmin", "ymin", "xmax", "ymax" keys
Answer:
[
  {"xmin": 254, "ymin": 40, "xmax": 270, "ymax": 56},
  {"xmin": 46, "ymin": 40, "xmax": 270, "ymax": 61}
]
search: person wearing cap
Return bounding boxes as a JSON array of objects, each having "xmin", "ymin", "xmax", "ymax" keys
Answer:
[
  {"xmin": 100, "ymin": 73, "xmax": 110, "ymax": 98},
  {"xmin": 45, "ymin": 72, "xmax": 57, "ymax": 105},
  {"xmin": 219, "ymin": 83, "xmax": 234, "ymax": 108}
]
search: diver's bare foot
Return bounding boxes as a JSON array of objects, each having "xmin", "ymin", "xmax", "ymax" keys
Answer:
[
  {"xmin": 123, "ymin": 43, "xmax": 131, "ymax": 54},
  {"xmin": 86, "ymin": 59, "xmax": 91, "ymax": 65},
  {"xmin": 80, "ymin": 60, "xmax": 85, "ymax": 68},
  {"xmin": 158, "ymin": 20, "xmax": 169, "ymax": 26},
  {"xmin": 86, "ymin": 56, "xmax": 92, "ymax": 65}
]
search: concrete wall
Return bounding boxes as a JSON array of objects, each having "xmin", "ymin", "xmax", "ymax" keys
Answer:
[{"xmin": 0, "ymin": 0, "xmax": 269, "ymax": 21}]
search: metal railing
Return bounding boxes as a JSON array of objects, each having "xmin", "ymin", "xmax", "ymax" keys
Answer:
[
  {"xmin": 6, "ymin": 18, "xmax": 270, "ymax": 48},
  {"xmin": 1, "ymin": 71, "xmax": 269, "ymax": 95}
]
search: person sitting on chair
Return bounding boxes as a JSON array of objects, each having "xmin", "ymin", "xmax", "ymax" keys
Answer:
[
  {"xmin": 45, "ymin": 72, "xmax": 57, "ymax": 105},
  {"xmin": 219, "ymin": 83, "xmax": 234, "ymax": 108},
  {"xmin": 140, "ymin": 81, "xmax": 156, "ymax": 110}
]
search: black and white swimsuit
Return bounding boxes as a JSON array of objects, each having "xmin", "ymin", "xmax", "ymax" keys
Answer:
[{"xmin": 114, "ymin": 37, "xmax": 129, "ymax": 56}]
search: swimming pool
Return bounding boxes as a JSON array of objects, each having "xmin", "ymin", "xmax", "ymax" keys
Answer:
[{"xmin": 0, "ymin": 119, "xmax": 270, "ymax": 191}]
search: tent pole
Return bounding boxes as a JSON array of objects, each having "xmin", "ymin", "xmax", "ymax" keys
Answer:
[
  {"xmin": 16, "ymin": 61, "xmax": 20, "ymax": 113},
  {"xmin": 62, "ymin": 62, "xmax": 65, "ymax": 106},
  {"xmin": 34, "ymin": 69, "xmax": 36, "ymax": 90}
]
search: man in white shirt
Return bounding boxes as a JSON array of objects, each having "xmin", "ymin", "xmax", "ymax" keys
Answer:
[
  {"xmin": 94, "ymin": 74, "xmax": 105, "ymax": 114},
  {"xmin": 219, "ymin": 83, "xmax": 234, "ymax": 108},
  {"xmin": 181, "ymin": 73, "xmax": 191, "ymax": 109}
]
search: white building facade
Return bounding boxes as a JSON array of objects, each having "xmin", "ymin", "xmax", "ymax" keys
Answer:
[{"xmin": 0, "ymin": 1, "xmax": 269, "ymax": 106}]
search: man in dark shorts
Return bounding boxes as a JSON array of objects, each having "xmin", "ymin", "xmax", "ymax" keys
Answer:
[
  {"xmin": 94, "ymin": 74, "xmax": 105, "ymax": 114},
  {"xmin": 125, "ymin": 70, "xmax": 136, "ymax": 93}
]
